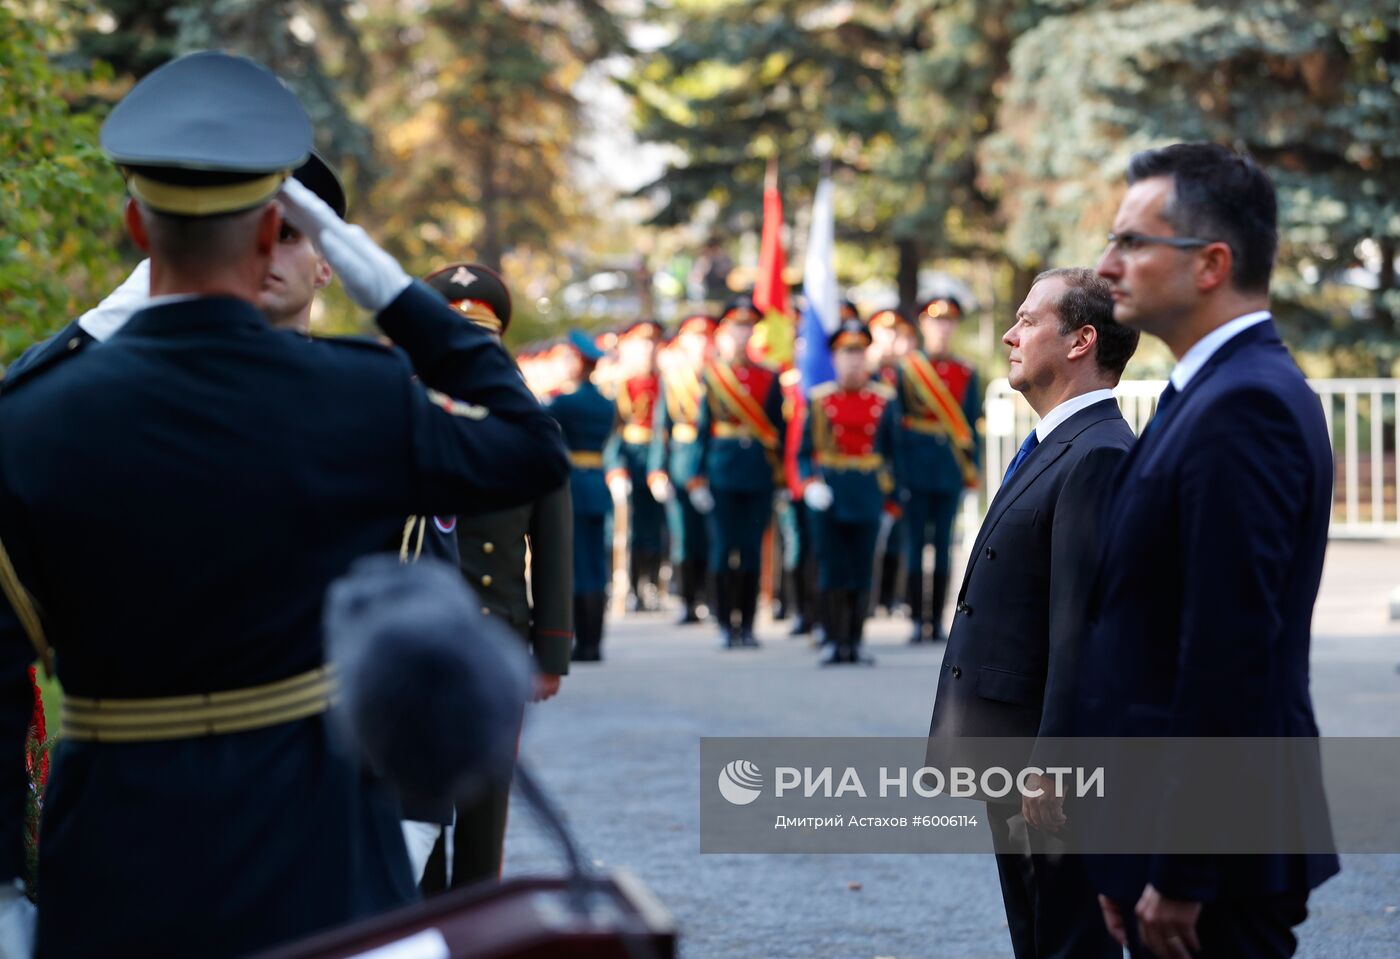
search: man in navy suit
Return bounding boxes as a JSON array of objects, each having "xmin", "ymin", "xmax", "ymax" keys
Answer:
[
  {"xmin": 929, "ymin": 267, "xmax": 1138, "ymax": 958},
  {"xmin": 1085, "ymin": 142, "xmax": 1339, "ymax": 957}
]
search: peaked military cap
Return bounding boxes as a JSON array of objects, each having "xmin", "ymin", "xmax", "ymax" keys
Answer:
[
  {"xmin": 424, "ymin": 262, "xmax": 513, "ymax": 335},
  {"xmin": 917, "ymin": 295, "xmax": 964, "ymax": 321},
  {"xmin": 293, "ymin": 150, "xmax": 347, "ymax": 220},
  {"xmin": 676, "ymin": 314, "xmax": 717, "ymax": 337},
  {"xmin": 567, "ymin": 328, "xmax": 605, "ymax": 361},
  {"xmin": 324, "ymin": 556, "xmax": 532, "ymax": 808},
  {"xmin": 621, "ymin": 318, "xmax": 663, "ymax": 340},
  {"xmin": 829, "ymin": 318, "xmax": 873, "ymax": 351},
  {"xmin": 101, "ymin": 51, "xmax": 311, "ymax": 217},
  {"xmin": 721, "ymin": 293, "xmax": 759, "ymax": 325}
]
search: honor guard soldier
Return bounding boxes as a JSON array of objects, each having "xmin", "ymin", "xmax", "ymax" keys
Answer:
[
  {"xmin": 604, "ymin": 319, "xmax": 667, "ymax": 612},
  {"xmin": 893, "ymin": 295, "xmax": 982, "ymax": 644},
  {"xmin": 546, "ymin": 330, "xmax": 615, "ymax": 662},
  {"xmin": 867, "ymin": 308, "xmax": 916, "ymax": 615},
  {"xmin": 688, "ymin": 295, "xmax": 786, "ymax": 648},
  {"xmin": 0, "ymin": 52, "xmax": 569, "ymax": 958},
  {"xmin": 647, "ymin": 314, "xmax": 714, "ymax": 625},
  {"xmin": 797, "ymin": 319, "xmax": 899, "ymax": 665},
  {"xmin": 417, "ymin": 263, "xmax": 573, "ymax": 891}
]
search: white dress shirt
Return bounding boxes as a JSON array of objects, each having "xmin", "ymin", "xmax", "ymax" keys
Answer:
[
  {"xmin": 1035, "ymin": 388, "xmax": 1117, "ymax": 443},
  {"xmin": 1168, "ymin": 310, "xmax": 1272, "ymax": 391}
]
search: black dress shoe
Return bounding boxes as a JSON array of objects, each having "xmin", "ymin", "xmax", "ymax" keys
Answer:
[
  {"xmin": 788, "ymin": 616, "xmax": 812, "ymax": 637},
  {"xmin": 675, "ymin": 607, "xmax": 702, "ymax": 626},
  {"xmin": 908, "ymin": 622, "xmax": 926, "ymax": 645},
  {"xmin": 820, "ymin": 644, "xmax": 853, "ymax": 666},
  {"xmin": 737, "ymin": 628, "xmax": 759, "ymax": 648}
]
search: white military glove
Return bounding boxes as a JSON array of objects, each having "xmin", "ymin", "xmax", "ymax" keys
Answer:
[
  {"xmin": 803, "ymin": 481, "xmax": 834, "ymax": 512},
  {"xmin": 78, "ymin": 258, "xmax": 151, "ymax": 341},
  {"xmin": 688, "ymin": 484, "xmax": 715, "ymax": 514},
  {"xmin": 607, "ymin": 475, "xmax": 631, "ymax": 500},
  {"xmin": 648, "ymin": 475, "xmax": 673, "ymax": 503},
  {"xmin": 0, "ymin": 879, "xmax": 35, "ymax": 959},
  {"xmin": 277, "ymin": 177, "xmax": 411, "ymax": 312}
]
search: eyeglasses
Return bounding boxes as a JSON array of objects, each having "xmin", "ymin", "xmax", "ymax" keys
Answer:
[{"xmin": 1104, "ymin": 231, "xmax": 1213, "ymax": 255}]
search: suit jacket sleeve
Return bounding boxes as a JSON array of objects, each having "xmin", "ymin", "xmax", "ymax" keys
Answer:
[
  {"xmin": 375, "ymin": 282, "xmax": 569, "ymax": 515},
  {"xmin": 1150, "ymin": 387, "xmax": 1315, "ymax": 900},
  {"xmin": 1030, "ymin": 444, "xmax": 1128, "ymax": 768},
  {"xmin": 691, "ymin": 385, "xmax": 713, "ymax": 489},
  {"xmin": 526, "ymin": 481, "xmax": 574, "ymax": 677}
]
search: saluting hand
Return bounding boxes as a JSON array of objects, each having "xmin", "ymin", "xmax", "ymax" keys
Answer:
[{"xmin": 277, "ymin": 177, "xmax": 410, "ymax": 312}]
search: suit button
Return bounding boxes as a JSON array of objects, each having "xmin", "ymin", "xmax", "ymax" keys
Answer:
[
  {"xmin": 483, "ymin": 542, "xmax": 495, "ymax": 554},
  {"xmin": 481, "ymin": 607, "xmax": 491, "ymax": 616},
  {"xmin": 985, "ymin": 547, "xmax": 995, "ymax": 560},
  {"xmin": 951, "ymin": 666, "xmax": 962, "ymax": 679},
  {"xmin": 957, "ymin": 601, "xmax": 972, "ymax": 616},
  {"xmin": 67, "ymin": 336, "xmax": 82, "ymax": 351},
  {"xmin": 481, "ymin": 574, "xmax": 493, "ymax": 587}
]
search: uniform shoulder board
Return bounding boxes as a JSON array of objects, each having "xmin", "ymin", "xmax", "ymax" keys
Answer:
[
  {"xmin": 808, "ymin": 381, "xmax": 839, "ymax": 400},
  {"xmin": 867, "ymin": 381, "xmax": 896, "ymax": 401},
  {"xmin": 1, "ymin": 329, "xmax": 92, "ymax": 396}
]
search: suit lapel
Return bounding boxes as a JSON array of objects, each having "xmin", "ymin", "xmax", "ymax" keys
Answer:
[{"xmin": 960, "ymin": 400, "xmax": 1122, "ymax": 595}]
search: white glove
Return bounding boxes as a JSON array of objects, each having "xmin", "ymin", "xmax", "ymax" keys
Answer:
[
  {"xmin": 277, "ymin": 178, "xmax": 411, "ymax": 312},
  {"xmin": 607, "ymin": 476, "xmax": 631, "ymax": 500},
  {"xmin": 78, "ymin": 258, "xmax": 151, "ymax": 341},
  {"xmin": 648, "ymin": 476, "xmax": 673, "ymax": 503},
  {"xmin": 688, "ymin": 485, "xmax": 715, "ymax": 514},
  {"xmin": 0, "ymin": 879, "xmax": 35, "ymax": 959},
  {"xmin": 803, "ymin": 482, "xmax": 834, "ymax": 512}
]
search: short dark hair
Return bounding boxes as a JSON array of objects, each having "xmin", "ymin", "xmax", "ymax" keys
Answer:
[
  {"xmin": 1034, "ymin": 267, "xmax": 1140, "ymax": 379},
  {"xmin": 1126, "ymin": 142, "xmax": 1277, "ymax": 294}
]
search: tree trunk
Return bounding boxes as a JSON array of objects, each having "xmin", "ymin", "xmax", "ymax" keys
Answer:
[
  {"xmin": 1375, "ymin": 237, "xmax": 1395, "ymax": 376},
  {"xmin": 896, "ymin": 237, "xmax": 921, "ymax": 316},
  {"xmin": 476, "ymin": 129, "xmax": 503, "ymax": 272}
]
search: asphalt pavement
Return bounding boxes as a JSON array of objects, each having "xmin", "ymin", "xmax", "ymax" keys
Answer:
[{"xmin": 503, "ymin": 540, "xmax": 1400, "ymax": 958}]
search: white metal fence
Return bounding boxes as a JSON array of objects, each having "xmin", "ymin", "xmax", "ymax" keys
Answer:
[{"xmin": 976, "ymin": 377, "xmax": 1400, "ymax": 540}]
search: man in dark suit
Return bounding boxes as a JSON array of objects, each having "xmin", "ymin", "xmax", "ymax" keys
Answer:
[
  {"xmin": 929, "ymin": 268, "xmax": 1139, "ymax": 958},
  {"xmin": 1085, "ymin": 142, "xmax": 1339, "ymax": 958}
]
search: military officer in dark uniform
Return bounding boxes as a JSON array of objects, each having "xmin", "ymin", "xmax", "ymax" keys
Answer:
[
  {"xmin": 866, "ymin": 308, "xmax": 914, "ymax": 615},
  {"xmin": 605, "ymin": 319, "xmax": 667, "ymax": 611},
  {"xmin": 546, "ymin": 330, "xmax": 615, "ymax": 662},
  {"xmin": 417, "ymin": 262, "xmax": 573, "ymax": 890},
  {"xmin": 688, "ymin": 295, "xmax": 786, "ymax": 648},
  {"xmin": 647, "ymin": 314, "xmax": 714, "ymax": 625},
  {"xmin": 798, "ymin": 318, "xmax": 899, "ymax": 665},
  {"xmin": 893, "ymin": 296, "xmax": 983, "ymax": 644},
  {"xmin": 0, "ymin": 52, "xmax": 568, "ymax": 958}
]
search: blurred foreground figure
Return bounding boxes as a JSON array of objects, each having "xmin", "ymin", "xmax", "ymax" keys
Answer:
[
  {"xmin": 1084, "ymin": 142, "xmax": 1338, "ymax": 958},
  {"xmin": 0, "ymin": 51, "xmax": 566, "ymax": 958}
]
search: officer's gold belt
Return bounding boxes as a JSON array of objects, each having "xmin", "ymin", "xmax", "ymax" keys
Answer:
[
  {"xmin": 712, "ymin": 422, "xmax": 752, "ymax": 439},
  {"xmin": 621, "ymin": 425, "xmax": 653, "ymax": 444},
  {"xmin": 671, "ymin": 423, "xmax": 698, "ymax": 444},
  {"xmin": 901, "ymin": 416, "xmax": 947, "ymax": 436},
  {"xmin": 62, "ymin": 666, "xmax": 337, "ymax": 743},
  {"xmin": 570, "ymin": 451, "xmax": 604, "ymax": 469},
  {"xmin": 815, "ymin": 452, "xmax": 883, "ymax": 471}
]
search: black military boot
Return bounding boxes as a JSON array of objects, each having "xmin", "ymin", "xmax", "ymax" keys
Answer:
[
  {"xmin": 849, "ymin": 590, "xmax": 875, "ymax": 665},
  {"xmin": 877, "ymin": 550, "xmax": 900, "ymax": 615},
  {"xmin": 906, "ymin": 568, "xmax": 926, "ymax": 644},
  {"xmin": 737, "ymin": 570, "xmax": 760, "ymax": 647},
  {"xmin": 820, "ymin": 590, "xmax": 852, "ymax": 665},
  {"xmin": 929, "ymin": 572, "xmax": 951, "ymax": 644},
  {"xmin": 588, "ymin": 591, "xmax": 608, "ymax": 660},
  {"xmin": 788, "ymin": 565, "xmax": 812, "ymax": 636},
  {"xmin": 675, "ymin": 558, "xmax": 702, "ymax": 625},
  {"xmin": 715, "ymin": 569, "xmax": 738, "ymax": 648}
]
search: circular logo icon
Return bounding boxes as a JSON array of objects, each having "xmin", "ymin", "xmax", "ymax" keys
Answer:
[{"xmin": 718, "ymin": 759, "xmax": 764, "ymax": 806}]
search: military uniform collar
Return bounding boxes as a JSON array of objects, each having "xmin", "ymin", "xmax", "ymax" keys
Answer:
[{"xmin": 118, "ymin": 295, "xmax": 272, "ymax": 338}]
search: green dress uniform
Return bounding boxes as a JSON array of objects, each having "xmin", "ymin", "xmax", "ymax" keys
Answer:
[
  {"xmin": 692, "ymin": 352, "xmax": 786, "ymax": 647},
  {"xmin": 419, "ymin": 262, "xmax": 574, "ymax": 890},
  {"xmin": 647, "ymin": 319, "xmax": 713, "ymax": 625},
  {"xmin": 797, "ymin": 320, "xmax": 900, "ymax": 664},
  {"xmin": 893, "ymin": 299, "xmax": 983, "ymax": 643}
]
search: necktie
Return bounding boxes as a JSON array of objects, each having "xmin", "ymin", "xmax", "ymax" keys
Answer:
[
  {"xmin": 1143, "ymin": 382, "xmax": 1179, "ymax": 437},
  {"xmin": 1002, "ymin": 430, "xmax": 1040, "ymax": 483}
]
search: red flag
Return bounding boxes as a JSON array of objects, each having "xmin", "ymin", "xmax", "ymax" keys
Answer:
[{"xmin": 753, "ymin": 158, "xmax": 789, "ymax": 317}]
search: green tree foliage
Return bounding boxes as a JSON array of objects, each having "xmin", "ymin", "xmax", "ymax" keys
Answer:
[
  {"xmin": 985, "ymin": 0, "xmax": 1400, "ymax": 371},
  {"xmin": 628, "ymin": 1, "xmax": 913, "ymax": 298},
  {"xmin": 0, "ymin": 0, "xmax": 124, "ymax": 366}
]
